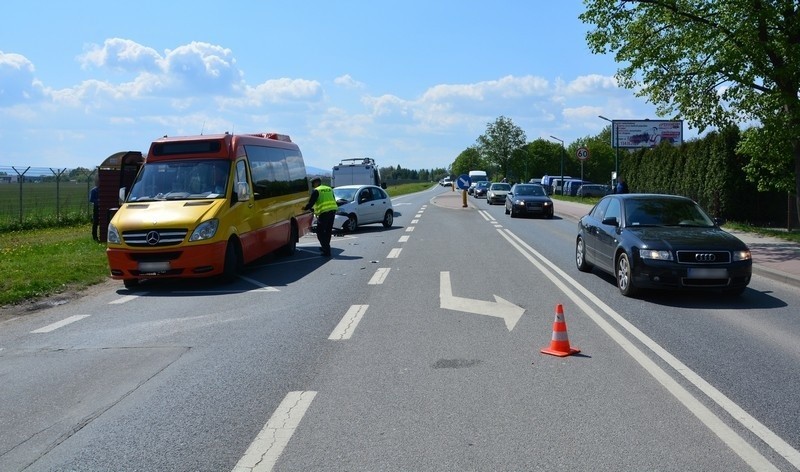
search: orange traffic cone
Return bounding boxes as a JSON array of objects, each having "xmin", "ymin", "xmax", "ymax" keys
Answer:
[{"xmin": 541, "ymin": 304, "xmax": 580, "ymax": 357}]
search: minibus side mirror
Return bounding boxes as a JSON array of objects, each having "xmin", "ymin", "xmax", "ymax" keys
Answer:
[
  {"xmin": 236, "ymin": 182, "xmax": 250, "ymax": 202},
  {"xmin": 118, "ymin": 187, "xmax": 126, "ymax": 205}
]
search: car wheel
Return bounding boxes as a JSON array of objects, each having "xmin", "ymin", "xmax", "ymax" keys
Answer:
[
  {"xmin": 576, "ymin": 236, "xmax": 592, "ymax": 272},
  {"xmin": 504, "ymin": 205, "xmax": 510, "ymax": 215},
  {"xmin": 616, "ymin": 252, "xmax": 637, "ymax": 297},
  {"xmin": 344, "ymin": 214, "xmax": 358, "ymax": 232},
  {"xmin": 223, "ymin": 239, "xmax": 242, "ymax": 280},
  {"xmin": 382, "ymin": 210, "xmax": 393, "ymax": 228},
  {"xmin": 123, "ymin": 279, "xmax": 139, "ymax": 289}
]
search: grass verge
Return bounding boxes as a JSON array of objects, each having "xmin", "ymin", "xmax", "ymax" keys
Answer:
[{"xmin": 0, "ymin": 224, "xmax": 109, "ymax": 307}]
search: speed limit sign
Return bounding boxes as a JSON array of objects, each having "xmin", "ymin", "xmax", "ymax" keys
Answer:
[{"xmin": 576, "ymin": 147, "xmax": 590, "ymax": 161}]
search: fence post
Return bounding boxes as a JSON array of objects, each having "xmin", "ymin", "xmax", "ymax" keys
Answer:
[
  {"xmin": 12, "ymin": 166, "xmax": 30, "ymax": 224},
  {"xmin": 50, "ymin": 168, "xmax": 67, "ymax": 221}
]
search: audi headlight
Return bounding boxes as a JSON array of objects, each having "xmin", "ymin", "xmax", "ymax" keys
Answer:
[
  {"xmin": 543, "ymin": 201, "xmax": 552, "ymax": 206},
  {"xmin": 107, "ymin": 223, "xmax": 121, "ymax": 244},
  {"xmin": 189, "ymin": 219, "xmax": 219, "ymax": 241},
  {"xmin": 733, "ymin": 250, "xmax": 752, "ymax": 261},
  {"xmin": 639, "ymin": 249, "xmax": 673, "ymax": 261},
  {"xmin": 515, "ymin": 200, "xmax": 525, "ymax": 206}
]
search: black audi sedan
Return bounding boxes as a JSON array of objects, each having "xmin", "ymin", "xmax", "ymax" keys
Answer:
[
  {"xmin": 576, "ymin": 194, "xmax": 752, "ymax": 297},
  {"xmin": 504, "ymin": 183, "xmax": 554, "ymax": 218}
]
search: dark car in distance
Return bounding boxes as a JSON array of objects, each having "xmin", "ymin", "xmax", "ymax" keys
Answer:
[
  {"xmin": 504, "ymin": 184, "xmax": 554, "ymax": 218},
  {"xmin": 473, "ymin": 180, "xmax": 490, "ymax": 198},
  {"xmin": 576, "ymin": 194, "xmax": 752, "ymax": 297}
]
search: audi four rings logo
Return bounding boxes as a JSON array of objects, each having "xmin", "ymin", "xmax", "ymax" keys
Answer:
[
  {"xmin": 146, "ymin": 231, "xmax": 160, "ymax": 246},
  {"xmin": 695, "ymin": 253, "xmax": 716, "ymax": 262}
]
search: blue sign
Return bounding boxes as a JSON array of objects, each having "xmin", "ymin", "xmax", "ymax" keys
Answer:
[{"xmin": 457, "ymin": 174, "xmax": 471, "ymax": 190}]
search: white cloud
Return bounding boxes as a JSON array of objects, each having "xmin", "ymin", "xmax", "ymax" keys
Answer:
[
  {"xmin": 0, "ymin": 51, "xmax": 45, "ymax": 105},
  {"xmin": 79, "ymin": 38, "xmax": 162, "ymax": 73},
  {"xmin": 334, "ymin": 74, "xmax": 364, "ymax": 89}
]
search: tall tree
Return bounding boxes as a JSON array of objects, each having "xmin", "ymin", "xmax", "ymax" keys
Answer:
[
  {"xmin": 476, "ymin": 116, "xmax": 527, "ymax": 178},
  {"xmin": 451, "ymin": 146, "xmax": 486, "ymax": 178},
  {"xmin": 581, "ymin": 0, "xmax": 800, "ymax": 221}
]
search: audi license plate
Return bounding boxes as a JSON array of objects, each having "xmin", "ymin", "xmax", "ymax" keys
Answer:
[
  {"xmin": 138, "ymin": 261, "xmax": 170, "ymax": 273},
  {"xmin": 687, "ymin": 268, "xmax": 727, "ymax": 279}
]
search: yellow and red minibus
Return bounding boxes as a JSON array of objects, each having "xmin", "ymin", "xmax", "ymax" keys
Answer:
[{"xmin": 106, "ymin": 132, "xmax": 312, "ymax": 288}]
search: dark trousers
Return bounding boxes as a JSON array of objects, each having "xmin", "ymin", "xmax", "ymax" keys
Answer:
[
  {"xmin": 316, "ymin": 210, "xmax": 335, "ymax": 255},
  {"xmin": 92, "ymin": 204, "xmax": 100, "ymax": 241}
]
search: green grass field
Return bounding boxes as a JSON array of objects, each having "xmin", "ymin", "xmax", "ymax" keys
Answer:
[{"xmin": 0, "ymin": 181, "xmax": 93, "ymax": 230}]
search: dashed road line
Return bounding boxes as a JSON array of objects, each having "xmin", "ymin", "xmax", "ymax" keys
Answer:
[
  {"xmin": 232, "ymin": 390, "xmax": 317, "ymax": 472},
  {"xmin": 31, "ymin": 315, "xmax": 90, "ymax": 333},
  {"xmin": 329, "ymin": 305, "xmax": 368, "ymax": 340},
  {"xmin": 368, "ymin": 268, "xmax": 390, "ymax": 285},
  {"xmin": 387, "ymin": 248, "xmax": 402, "ymax": 258}
]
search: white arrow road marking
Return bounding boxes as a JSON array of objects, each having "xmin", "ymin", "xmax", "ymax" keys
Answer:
[{"xmin": 439, "ymin": 271, "xmax": 524, "ymax": 331}]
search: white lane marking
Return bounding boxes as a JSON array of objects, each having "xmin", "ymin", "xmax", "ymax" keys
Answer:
[
  {"xmin": 405, "ymin": 226, "xmax": 415, "ymax": 232},
  {"xmin": 109, "ymin": 294, "xmax": 141, "ymax": 304},
  {"xmin": 387, "ymin": 248, "xmax": 402, "ymax": 259},
  {"xmin": 478, "ymin": 210, "xmax": 496, "ymax": 222},
  {"xmin": 31, "ymin": 315, "xmax": 90, "ymax": 334},
  {"xmin": 238, "ymin": 276, "xmax": 280, "ymax": 292},
  {"xmin": 398, "ymin": 235, "xmax": 410, "ymax": 243},
  {"xmin": 329, "ymin": 305, "xmax": 368, "ymax": 340},
  {"xmin": 368, "ymin": 268, "xmax": 390, "ymax": 285},
  {"xmin": 499, "ymin": 228, "xmax": 790, "ymax": 471},
  {"xmin": 232, "ymin": 390, "xmax": 317, "ymax": 472},
  {"xmin": 415, "ymin": 213, "xmax": 423, "ymax": 218},
  {"xmin": 411, "ymin": 219, "xmax": 419, "ymax": 224}
]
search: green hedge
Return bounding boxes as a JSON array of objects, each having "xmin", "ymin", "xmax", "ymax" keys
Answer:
[{"xmin": 622, "ymin": 127, "xmax": 793, "ymax": 226}]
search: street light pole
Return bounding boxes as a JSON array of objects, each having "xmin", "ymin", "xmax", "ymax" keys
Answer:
[
  {"xmin": 598, "ymin": 115, "xmax": 619, "ymax": 189},
  {"xmin": 549, "ymin": 135, "xmax": 565, "ymax": 196}
]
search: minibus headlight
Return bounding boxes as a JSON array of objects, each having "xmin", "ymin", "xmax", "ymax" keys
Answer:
[
  {"xmin": 190, "ymin": 219, "xmax": 219, "ymax": 241},
  {"xmin": 107, "ymin": 224, "xmax": 121, "ymax": 244}
]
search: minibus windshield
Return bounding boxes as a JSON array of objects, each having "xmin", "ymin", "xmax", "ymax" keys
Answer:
[{"xmin": 127, "ymin": 159, "xmax": 230, "ymax": 201}]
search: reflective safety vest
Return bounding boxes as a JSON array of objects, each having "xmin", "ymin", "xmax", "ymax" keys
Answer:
[{"xmin": 313, "ymin": 185, "xmax": 338, "ymax": 215}]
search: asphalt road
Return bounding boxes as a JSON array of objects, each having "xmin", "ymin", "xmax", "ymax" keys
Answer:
[{"xmin": 1, "ymin": 185, "xmax": 798, "ymax": 471}]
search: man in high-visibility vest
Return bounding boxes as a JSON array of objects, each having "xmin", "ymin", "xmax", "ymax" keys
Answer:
[{"xmin": 303, "ymin": 177, "xmax": 338, "ymax": 257}]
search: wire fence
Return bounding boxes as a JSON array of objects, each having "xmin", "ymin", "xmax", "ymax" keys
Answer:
[{"xmin": 0, "ymin": 165, "xmax": 97, "ymax": 226}]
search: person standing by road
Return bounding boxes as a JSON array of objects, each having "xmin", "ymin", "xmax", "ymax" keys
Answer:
[
  {"xmin": 89, "ymin": 176, "xmax": 100, "ymax": 241},
  {"xmin": 615, "ymin": 176, "xmax": 629, "ymax": 194},
  {"xmin": 303, "ymin": 177, "xmax": 337, "ymax": 257}
]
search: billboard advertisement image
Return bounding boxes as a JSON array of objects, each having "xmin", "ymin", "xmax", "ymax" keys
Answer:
[{"xmin": 611, "ymin": 120, "xmax": 683, "ymax": 149}]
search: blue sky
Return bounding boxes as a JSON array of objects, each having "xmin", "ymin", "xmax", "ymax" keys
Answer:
[{"xmin": 1, "ymin": 0, "xmax": 677, "ymax": 173}]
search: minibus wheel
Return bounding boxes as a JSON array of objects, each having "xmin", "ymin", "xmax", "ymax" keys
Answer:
[
  {"xmin": 281, "ymin": 223, "xmax": 298, "ymax": 256},
  {"xmin": 223, "ymin": 240, "xmax": 242, "ymax": 280}
]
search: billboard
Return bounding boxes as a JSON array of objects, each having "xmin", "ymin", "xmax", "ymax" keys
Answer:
[{"xmin": 611, "ymin": 120, "xmax": 683, "ymax": 149}]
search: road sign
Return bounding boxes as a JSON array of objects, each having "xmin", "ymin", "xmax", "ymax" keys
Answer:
[
  {"xmin": 457, "ymin": 174, "xmax": 471, "ymax": 190},
  {"xmin": 576, "ymin": 147, "xmax": 590, "ymax": 161}
]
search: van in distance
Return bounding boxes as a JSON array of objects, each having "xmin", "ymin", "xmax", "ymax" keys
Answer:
[{"xmin": 331, "ymin": 157, "xmax": 385, "ymax": 188}]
